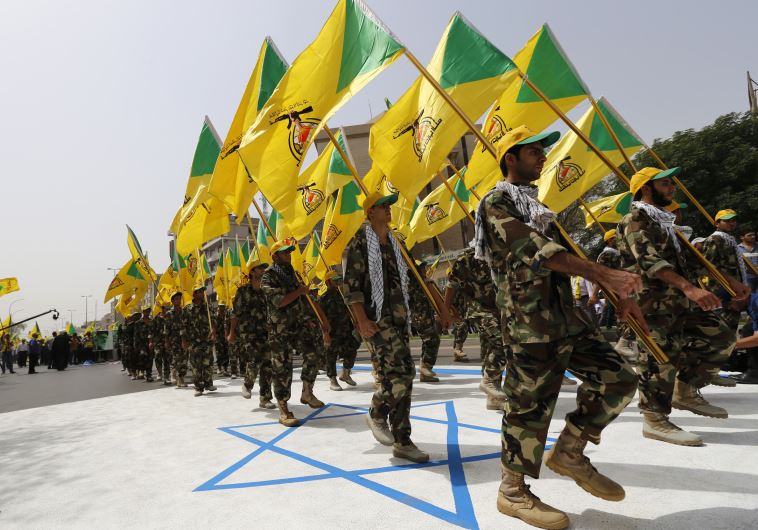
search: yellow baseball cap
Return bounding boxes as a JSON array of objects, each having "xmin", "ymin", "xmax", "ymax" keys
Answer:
[
  {"xmin": 715, "ymin": 209, "xmax": 737, "ymax": 221},
  {"xmin": 629, "ymin": 167, "xmax": 680, "ymax": 196},
  {"xmin": 362, "ymin": 191, "xmax": 399, "ymax": 215},
  {"xmin": 603, "ymin": 229, "xmax": 617, "ymax": 242},
  {"xmin": 495, "ymin": 125, "xmax": 561, "ymax": 163},
  {"xmin": 270, "ymin": 240, "xmax": 296, "ymax": 254}
]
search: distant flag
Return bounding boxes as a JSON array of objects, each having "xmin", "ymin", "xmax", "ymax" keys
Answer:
[
  {"xmin": 0, "ymin": 277, "xmax": 19, "ymax": 298},
  {"xmin": 126, "ymin": 225, "xmax": 157, "ymax": 281},
  {"xmin": 104, "ymin": 258, "xmax": 148, "ymax": 303},
  {"xmin": 28, "ymin": 322, "xmax": 42, "ymax": 339},
  {"xmin": 581, "ymin": 192, "xmax": 633, "ymax": 228}
]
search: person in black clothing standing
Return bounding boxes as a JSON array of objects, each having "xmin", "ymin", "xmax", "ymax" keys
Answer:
[{"xmin": 51, "ymin": 331, "xmax": 70, "ymax": 371}]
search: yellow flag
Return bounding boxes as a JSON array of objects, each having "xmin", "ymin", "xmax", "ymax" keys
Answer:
[
  {"xmin": 582, "ymin": 192, "xmax": 633, "ymax": 228},
  {"xmin": 279, "ymin": 128, "xmax": 353, "ymax": 240},
  {"xmin": 408, "ymin": 170, "xmax": 472, "ymax": 246},
  {"xmin": 0, "ymin": 315, "xmax": 10, "ymax": 338},
  {"xmin": 391, "ymin": 194, "xmax": 420, "ymax": 249},
  {"xmin": 126, "ymin": 225, "xmax": 157, "ymax": 281},
  {"xmin": 463, "ymin": 23, "xmax": 591, "ymax": 188},
  {"xmin": 116, "ymin": 284, "xmax": 147, "ymax": 317},
  {"xmin": 208, "ymin": 38, "xmax": 289, "ymax": 219},
  {"xmin": 237, "ymin": 0, "xmax": 403, "ymax": 215},
  {"xmin": 28, "ymin": 322, "xmax": 41, "ymax": 339},
  {"xmin": 368, "ymin": 12, "xmax": 517, "ymax": 200},
  {"xmin": 104, "ymin": 258, "xmax": 149, "ymax": 303},
  {"xmin": 227, "ymin": 245, "xmax": 243, "ymax": 304},
  {"xmin": 0, "ymin": 277, "xmax": 20, "ymax": 298},
  {"xmin": 213, "ymin": 250, "xmax": 228, "ymax": 306},
  {"xmin": 174, "ymin": 185, "xmax": 230, "ymax": 256},
  {"xmin": 320, "ymin": 180, "xmax": 365, "ymax": 267},
  {"xmin": 302, "ymin": 232, "xmax": 328, "ymax": 282},
  {"xmin": 537, "ymin": 97, "xmax": 643, "ymax": 212}
]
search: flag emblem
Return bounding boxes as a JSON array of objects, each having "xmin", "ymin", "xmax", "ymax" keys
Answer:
[
  {"xmin": 270, "ymin": 105, "xmax": 321, "ymax": 164},
  {"xmin": 298, "ymin": 183, "xmax": 325, "ymax": 214},
  {"xmin": 393, "ymin": 109, "xmax": 442, "ymax": 162},
  {"xmin": 323, "ymin": 224, "xmax": 342, "ymax": 249},
  {"xmin": 553, "ymin": 157, "xmax": 585, "ymax": 191},
  {"xmin": 380, "ymin": 175, "xmax": 398, "ymax": 194},
  {"xmin": 108, "ymin": 276, "xmax": 124, "ymax": 291},
  {"xmin": 187, "ymin": 255, "xmax": 198, "ymax": 277},
  {"xmin": 425, "ymin": 203, "xmax": 448, "ymax": 225},
  {"xmin": 303, "ymin": 262, "xmax": 314, "ymax": 277},
  {"xmin": 480, "ymin": 110, "xmax": 510, "ymax": 153}
]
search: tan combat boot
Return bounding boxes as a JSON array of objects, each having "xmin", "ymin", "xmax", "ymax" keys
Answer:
[
  {"xmin": 241, "ymin": 384, "xmax": 252, "ymax": 399},
  {"xmin": 672, "ymin": 379, "xmax": 728, "ymax": 418},
  {"xmin": 392, "ymin": 440, "xmax": 429, "ymax": 463},
  {"xmin": 479, "ymin": 373, "xmax": 506, "ymax": 399},
  {"xmin": 642, "ymin": 411, "xmax": 703, "ymax": 446},
  {"xmin": 300, "ymin": 381, "xmax": 325, "ymax": 408},
  {"xmin": 708, "ymin": 368, "xmax": 736, "ymax": 387},
  {"xmin": 486, "ymin": 395, "xmax": 504, "ymax": 411},
  {"xmin": 259, "ymin": 398, "xmax": 276, "ymax": 410},
  {"xmin": 338, "ymin": 367, "xmax": 357, "ymax": 386},
  {"xmin": 329, "ymin": 376, "xmax": 343, "ymax": 391},
  {"xmin": 497, "ymin": 466, "xmax": 569, "ymax": 530},
  {"xmin": 453, "ymin": 348, "xmax": 469, "ymax": 363},
  {"xmin": 277, "ymin": 401, "xmax": 300, "ymax": 427},
  {"xmin": 419, "ymin": 364, "xmax": 439, "ymax": 383},
  {"xmin": 365, "ymin": 414, "xmax": 394, "ymax": 446},
  {"xmin": 545, "ymin": 428, "xmax": 625, "ymax": 501}
]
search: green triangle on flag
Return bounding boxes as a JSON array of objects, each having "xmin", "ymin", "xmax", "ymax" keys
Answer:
[
  {"xmin": 587, "ymin": 98, "xmax": 642, "ymax": 151},
  {"xmin": 339, "ymin": 181, "xmax": 363, "ymax": 215},
  {"xmin": 191, "ymin": 117, "xmax": 222, "ymax": 177},
  {"xmin": 257, "ymin": 38, "xmax": 289, "ymax": 112},
  {"xmin": 328, "ymin": 131, "xmax": 352, "ymax": 177}
]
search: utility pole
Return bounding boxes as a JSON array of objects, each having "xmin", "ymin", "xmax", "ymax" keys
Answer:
[
  {"xmin": 749, "ymin": 71, "xmax": 758, "ymax": 117},
  {"xmin": 81, "ymin": 295, "xmax": 92, "ymax": 327}
]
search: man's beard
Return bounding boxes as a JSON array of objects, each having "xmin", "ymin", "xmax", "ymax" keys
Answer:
[{"xmin": 651, "ymin": 186, "xmax": 672, "ymax": 207}]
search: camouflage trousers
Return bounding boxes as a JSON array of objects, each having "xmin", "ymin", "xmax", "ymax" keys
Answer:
[
  {"xmin": 413, "ymin": 318, "xmax": 441, "ymax": 368},
  {"xmin": 637, "ymin": 306, "xmax": 735, "ymax": 415},
  {"xmin": 452, "ymin": 319, "xmax": 469, "ymax": 350},
  {"xmin": 470, "ymin": 311, "xmax": 507, "ymax": 381},
  {"xmin": 270, "ymin": 327, "xmax": 323, "ymax": 401},
  {"xmin": 170, "ymin": 346, "xmax": 188, "ymax": 378},
  {"xmin": 154, "ymin": 348, "xmax": 171, "ymax": 380},
  {"xmin": 369, "ymin": 317, "xmax": 415, "ymax": 445},
  {"xmin": 502, "ymin": 329, "xmax": 636, "ymax": 478},
  {"xmin": 122, "ymin": 347, "xmax": 135, "ymax": 371},
  {"xmin": 325, "ymin": 337, "xmax": 351, "ymax": 378},
  {"xmin": 138, "ymin": 348, "xmax": 154, "ymax": 378},
  {"xmin": 241, "ymin": 337, "xmax": 272, "ymax": 401},
  {"xmin": 215, "ymin": 341, "xmax": 229, "ymax": 371},
  {"xmin": 188, "ymin": 342, "xmax": 213, "ymax": 391},
  {"xmin": 227, "ymin": 341, "xmax": 239, "ymax": 376}
]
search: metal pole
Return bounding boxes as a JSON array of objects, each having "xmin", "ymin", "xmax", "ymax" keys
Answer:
[{"xmin": 578, "ymin": 197, "xmax": 607, "ymax": 236}]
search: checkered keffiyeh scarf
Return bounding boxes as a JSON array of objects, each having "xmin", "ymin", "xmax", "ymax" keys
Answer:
[
  {"xmin": 365, "ymin": 224, "xmax": 410, "ymax": 323},
  {"xmin": 712, "ymin": 230, "xmax": 748, "ymax": 284},
  {"xmin": 474, "ymin": 180, "xmax": 556, "ymax": 265},
  {"xmin": 632, "ymin": 201, "xmax": 681, "ymax": 252},
  {"xmin": 270, "ymin": 262, "xmax": 299, "ymax": 291}
]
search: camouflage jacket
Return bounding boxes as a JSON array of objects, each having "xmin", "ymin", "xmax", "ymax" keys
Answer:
[
  {"xmin": 132, "ymin": 318, "xmax": 151, "ymax": 353},
  {"xmin": 212, "ymin": 310, "xmax": 228, "ymax": 347},
  {"xmin": 342, "ymin": 223, "xmax": 408, "ymax": 327},
  {"xmin": 150, "ymin": 315, "xmax": 165, "ymax": 353},
  {"xmin": 481, "ymin": 186, "xmax": 592, "ymax": 344},
  {"xmin": 122, "ymin": 321, "xmax": 135, "ymax": 352},
  {"xmin": 703, "ymin": 231, "xmax": 742, "ymax": 299},
  {"xmin": 261, "ymin": 264, "xmax": 311, "ymax": 336},
  {"xmin": 163, "ymin": 308, "xmax": 183, "ymax": 351},
  {"xmin": 408, "ymin": 277, "xmax": 436, "ymax": 327},
  {"xmin": 447, "ymin": 247, "xmax": 498, "ymax": 316},
  {"xmin": 597, "ymin": 247, "xmax": 622, "ymax": 270},
  {"xmin": 318, "ymin": 286, "xmax": 355, "ymax": 342},
  {"xmin": 617, "ymin": 204, "xmax": 701, "ymax": 313},
  {"xmin": 181, "ymin": 303, "xmax": 211, "ymax": 345},
  {"xmin": 232, "ymin": 283, "xmax": 268, "ymax": 341}
]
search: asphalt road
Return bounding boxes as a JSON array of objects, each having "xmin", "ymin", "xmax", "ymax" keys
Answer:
[{"xmin": 0, "ymin": 337, "xmax": 484, "ymax": 414}]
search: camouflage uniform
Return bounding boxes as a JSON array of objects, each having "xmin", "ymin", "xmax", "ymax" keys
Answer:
[
  {"xmin": 408, "ymin": 276, "xmax": 441, "ymax": 369},
  {"xmin": 597, "ymin": 247, "xmax": 623, "ymax": 330},
  {"xmin": 618, "ymin": 205, "xmax": 735, "ymax": 414},
  {"xmin": 261, "ymin": 264, "xmax": 323, "ymax": 402},
  {"xmin": 133, "ymin": 316, "xmax": 153, "ymax": 379},
  {"xmin": 152, "ymin": 313, "xmax": 170, "ymax": 381},
  {"xmin": 448, "ymin": 247, "xmax": 507, "ymax": 381},
  {"xmin": 164, "ymin": 307, "xmax": 186, "ymax": 378},
  {"xmin": 451, "ymin": 290, "xmax": 469, "ymax": 350},
  {"xmin": 122, "ymin": 317, "xmax": 136, "ymax": 373},
  {"xmin": 213, "ymin": 308, "xmax": 230, "ymax": 374},
  {"xmin": 481, "ymin": 186, "xmax": 637, "ymax": 478},
  {"xmin": 343, "ymin": 224, "xmax": 415, "ymax": 444},
  {"xmin": 181, "ymin": 301, "xmax": 213, "ymax": 391},
  {"xmin": 319, "ymin": 285, "xmax": 361, "ymax": 375},
  {"xmin": 703, "ymin": 231, "xmax": 744, "ymax": 331},
  {"xmin": 232, "ymin": 282, "xmax": 272, "ymax": 400}
]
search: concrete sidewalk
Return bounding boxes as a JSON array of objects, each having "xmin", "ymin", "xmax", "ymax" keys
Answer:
[{"xmin": 1, "ymin": 366, "xmax": 756, "ymax": 529}]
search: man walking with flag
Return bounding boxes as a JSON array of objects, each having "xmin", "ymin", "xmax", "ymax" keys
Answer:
[
  {"xmin": 165, "ymin": 291, "xmax": 188, "ymax": 388},
  {"xmin": 181, "ymin": 285, "xmax": 217, "ymax": 396},
  {"xmin": 475, "ymin": 127, "xmax": 643, "ymax": 529},
  {"xmin": 343, "ymin": 192, "xmax": 430, "ymax": 464},
  {"xmin": 318, "ymin": 271, "xmax": 360, "ymax": 390}
]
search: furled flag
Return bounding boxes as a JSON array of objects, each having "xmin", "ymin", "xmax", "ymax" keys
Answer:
[
  {"xmin": 463, "ymin": 23, "xmax": 591, "ymax": 188},
  {"xmin": 0, "ymin": 277, "xmax": 19, "ymax": 298},
  {"xmin": 208, "ymin": 38, "xmax": 289, "ymax": 220},
  {"xmin": 251, "ymin": 207, "xmax": 284, "ymax": 266},
  {"xmin": 581, "ymin": 192, "xmax": 633, "ymax": 228},
  {"xmin": 537, "ymin": 97, "xmax": 644, "ymax": 213},
  {"xmin": 115, "ymin": 284, "xmax": 147, "ymax": 317},
  {"xmin": 279, "ymin": 128, "xmax": 353, "ymax": 240},
  {"xmin": 302, "ymin": 232, "xmax": 327, "ymax": 282},
  {"xmin": 237, "ymin": 0, "xmax": 404, "ymax": 214},
  {"xmin": 65, "ymin": 323, "xmax": 76, "ymax": 335},
  {"xmin": 126, "ymin": 225, "xmax": 157, "ymax": 281},
  {"xmin": 213, "ymin": 250, "xmax": 228, "ymax": 306},
  {"xmin": 407, "ymin": 169, "xmax": 472, "ymax": 246},
  {"xmin": 104, "ymin": 258, "xmax": 148, "ymax": 303},
  {"xmin": 173, "ymin": 118, "xmax": 231, "ymax": 255},
  {"xmin": 237, "ymin": 238, "xmax": 251, "ymax": 274},
  {"xmin": 367, "ymin": 12, "xmax": 517, "ymax": 200},
  {"xmin": 320, "ymin": 180, "xmax": 365, "ymax": 268},
  {"xmin": 226, "ymin": 245, "xmax": 243, "ymax": 304},
  {"xmin": 28, "ymin": 322, "xmax": 42, "ymax": 339}
]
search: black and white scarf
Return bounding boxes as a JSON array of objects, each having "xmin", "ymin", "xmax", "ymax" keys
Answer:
[
  {"xmin": 364, "ymin": 224, "xmax": 410, "ymax": 323},
  {"xmin": 712, "ymin": 230, "xmax": 748, "ymax": 284},
  {"xmin": 270, "ymin": 262, "xmax": 299, "ymax": 292},
  {"xmin": 474, "ymin": 180, "xmax": 556, "ymax": 265},
  {"xmin": 632, "ymin": 201, "xmax": 681, "ymax": 252}
]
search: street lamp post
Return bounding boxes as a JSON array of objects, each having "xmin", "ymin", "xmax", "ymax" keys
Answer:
[{"xmin": 81, "ymin": 295, "xmax": 92, "ymax": 327}]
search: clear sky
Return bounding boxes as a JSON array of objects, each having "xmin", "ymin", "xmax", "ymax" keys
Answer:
[{"xmin": 1, "ymin": 0, "xmax": 756, "ymax": 334}]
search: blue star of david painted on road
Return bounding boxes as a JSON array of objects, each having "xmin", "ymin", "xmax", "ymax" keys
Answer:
[{"xmin": 195, "ymin": 400, "xmax": 557, "ymax": 529}]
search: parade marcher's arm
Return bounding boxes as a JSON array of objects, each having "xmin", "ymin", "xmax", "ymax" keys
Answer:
[
  {"xmin": 443, "ymin": 285, "xmax": 460, "ymax": 320},
  {"xmin": 736, "ymin": 331, "xmax": 758, "ymax": 349},
  {"xmin": 278, "ymin": 285, "xmax": 309, "ymax": 308},
  {"xmin": 704, "ymin": 236, "xmax": 751, "ymax": 301},
  {"xmin": 228, "ymin": 315, "xmax": 238, "ymax": 343},
  {"xmin": 350, "ymin": 302, "xmax": 379, "ymax": 338},
  {"xmin": 653, "ymin": 268, "xmax": 721, "ymax": 311},
  {"xmin": 427, "ymin": 279, "xmax": 451, "ymax": 329},
  {"xmin": 342, "ymin": 231, "xmax": 379, "ymax": 338},
  {"xmin": 543, "ymin": 252, "xmax": 642, "ymax": 299}
]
